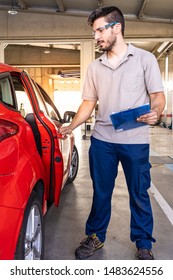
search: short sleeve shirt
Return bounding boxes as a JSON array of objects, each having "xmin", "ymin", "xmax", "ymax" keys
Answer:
[{"xmin": 82, "ymin": 44, "xmax": 164, "ymax": 144}]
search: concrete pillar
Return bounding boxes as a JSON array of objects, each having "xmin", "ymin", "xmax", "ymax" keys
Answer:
[
  {"xmin": 0, "ymin": 43, "xmax": 5, "ymax": 63},
  {"xmin": 80, "ymin": 40, "xmax": 96, "ymax": 132},
  {"xmin": 172, "ymin": 90, "xmax": 173, "ymax": 131},
  {"xmin": 80, "ymin": 40, "xmax": 95, "ymax": 89},
  {"xmin": 164, "ymin": 56, "xmax": 168, "ymax": 126}
]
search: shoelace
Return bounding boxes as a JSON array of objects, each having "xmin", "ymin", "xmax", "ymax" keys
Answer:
[{"xmin": 80, "ymin": 236, "xmax": 96, "ymax": 248}]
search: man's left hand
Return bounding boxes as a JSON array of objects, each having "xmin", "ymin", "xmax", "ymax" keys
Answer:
[{"xmin": 137, "ymin": 110, "xmax": 158, "ymax": 125}]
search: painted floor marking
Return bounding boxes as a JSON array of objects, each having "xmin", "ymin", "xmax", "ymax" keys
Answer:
[{"xmin": 150, "ymin": 182, "xmax": 173, "ymax": 226}]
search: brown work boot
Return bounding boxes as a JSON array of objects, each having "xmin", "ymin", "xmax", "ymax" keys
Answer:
[
  {"xmin": 136, "ymin": 248, "xmax": 154, "ymax": 260},
  {"xmin": 75, "ymin": 234, "xmax": 104, "ymax": 259}
]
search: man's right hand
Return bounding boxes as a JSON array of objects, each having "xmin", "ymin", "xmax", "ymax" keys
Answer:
[{"xmin": 59, "ymin": 124, "xmax": 73, "ymax": 135}]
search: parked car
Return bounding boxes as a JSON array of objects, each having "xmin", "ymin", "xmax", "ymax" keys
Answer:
[{"xmin": 0, "ymin": 63, "xmax": 79, "ymax": 260}]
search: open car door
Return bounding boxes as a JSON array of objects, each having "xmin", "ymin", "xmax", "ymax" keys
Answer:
[{"xmin": 12, "ymin": 71, "xmax": 75, "ymax": 206}]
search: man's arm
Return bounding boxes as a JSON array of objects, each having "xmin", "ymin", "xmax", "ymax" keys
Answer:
[
  {"xmin": 137, "ymin": 92, "xmax": 165, "ymax": 125},
  {"xmin": 60, "ymin": 100, "xmax": 97, "ymax": 135}
]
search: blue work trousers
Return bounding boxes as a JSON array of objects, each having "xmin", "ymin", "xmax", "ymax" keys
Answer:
[{"xmin": 86, "ymin": 136, "xmax": 155, "ymax": 249}]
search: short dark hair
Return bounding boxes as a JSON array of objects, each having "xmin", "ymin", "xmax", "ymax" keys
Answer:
[{"xmin": 88, "ymin": 6, "xmax": 125, "ymax": 36}]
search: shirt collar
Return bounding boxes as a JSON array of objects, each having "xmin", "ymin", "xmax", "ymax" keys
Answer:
[
  {"xmin": 99, "ymin": 43, "xmax": 135, "ymax": 63},
  {"xmin": 126, "ymin": 43, "xmax": 135, "ymax": 56}
]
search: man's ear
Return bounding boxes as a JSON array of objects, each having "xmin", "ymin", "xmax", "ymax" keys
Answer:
[{"xmin": 114, "ymin": 23, "xmax": 122, "ymax": 34}]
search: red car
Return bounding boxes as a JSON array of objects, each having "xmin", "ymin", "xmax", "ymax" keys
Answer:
[{"xmin": 0, "ymin": 63, "xmax": 79, "ymax": 260}]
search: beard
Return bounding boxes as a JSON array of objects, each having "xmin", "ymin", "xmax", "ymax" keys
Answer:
[{"xmin": 97, "ymin": 36, "xmax": 117, "ymax": 52}]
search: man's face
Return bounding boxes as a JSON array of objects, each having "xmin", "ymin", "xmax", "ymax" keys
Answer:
[{"xmin": 92, "ymin": 17, "xmax": 119, "ymax": 51}]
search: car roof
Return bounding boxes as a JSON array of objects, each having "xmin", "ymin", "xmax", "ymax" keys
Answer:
[{"xmin": 0, "ymin": 63, "xmax": 21, "ymax": 74}]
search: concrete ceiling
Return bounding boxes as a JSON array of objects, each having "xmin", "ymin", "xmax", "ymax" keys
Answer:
[
  {"xmin": 0, "ymin": 0, "xmax": 173, "ymax": 63},
  {"xmin": 0, "ymin": 0, "xmax": 172, "ymax": 20}
]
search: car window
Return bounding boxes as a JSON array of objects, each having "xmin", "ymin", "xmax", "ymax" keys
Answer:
[
  {"xmin": 12, "ymin": 77, "xmax": 33, "ymax": 117},
  {"xmin": 44, "ymin": 100, "xmax": 61, "ymax": 122},
  {"xmin": 31, "ymin": 79, "xmax": 62, "ymax": 123},
  {"xmin": 37, "ymin": 83, "xmax": 62, "ymax": 122},
  {"xmin": 29, "ymin": 78, "xmax": 49, "ymax": 116},
  {"xmin": 0, "ymin": 76, "xmax": 15, "ymax": 108}
]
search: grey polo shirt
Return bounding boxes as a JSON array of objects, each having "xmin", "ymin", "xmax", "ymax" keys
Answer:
[{"xmin": 82, "ymin": 44, "xmax": 164, "ymax": 144}]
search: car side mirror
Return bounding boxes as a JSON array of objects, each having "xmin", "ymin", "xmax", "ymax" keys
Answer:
[{"xmin": 63, "ymin": 111, "xmax": 76, "ymax": 123}]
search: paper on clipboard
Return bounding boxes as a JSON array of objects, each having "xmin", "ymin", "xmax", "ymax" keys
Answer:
[{"xmin": 110, "ymin": 103, "xmax": 150, "ymax": 132}]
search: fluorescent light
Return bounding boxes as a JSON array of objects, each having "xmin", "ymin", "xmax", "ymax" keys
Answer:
[
  {"xmin": 8, "ymin": 8, "xmax": 17, "ymax": 15},
  {"xmin": 44, "ymin": 49, "xmax": 50, "ymax": 54},
  {"xmin": 157, "ymin": 42, "xmax": 169, "ymax": 53},
  {"xmin": 8, "ymin": 0, "xmax": 18, "ymax": 15}
]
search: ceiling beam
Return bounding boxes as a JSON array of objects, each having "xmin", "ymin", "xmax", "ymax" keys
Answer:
[
  {"xmin": 98, "ymin": 0, "xmax": 103, "ymax": 7},
  {"xmin": 138, "ymin": 0, "xmax": 150, "ymax": 19},
  {"xmin": 156, "ymin": 42, "xmax": 173, "ymax": 59},
  {"xmin": 56, "ymin": 0, "xmax": 65, "ymax": 13},
  {"xmin": 0, "ymin": 5, "xmax": 172, "ymax": 24},
  {"xmin": 17, "ymin": 0, "xmax": 28, "ymax": 10}
]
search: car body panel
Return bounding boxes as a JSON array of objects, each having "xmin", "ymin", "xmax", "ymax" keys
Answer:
[
  {"xmin": 0, "ymin": 206, "xmax": 23, "ymax": 260},
  {"xmin": 0, "ymin": 63, "xmax": 77, "ymax": 259}
]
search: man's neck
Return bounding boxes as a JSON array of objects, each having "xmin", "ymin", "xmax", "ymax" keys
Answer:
[{"xmin": 107, "ymin": 42, "xmax": 128, "ymax": 68}]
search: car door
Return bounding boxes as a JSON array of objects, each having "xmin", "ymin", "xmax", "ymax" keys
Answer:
[
  {"xmin": 36, "ymin": 84, "xmax": 74, "ymax": 183},
  {"xmin": 12, "ymin": 72, "xmax": 73, "ymax": 206}
]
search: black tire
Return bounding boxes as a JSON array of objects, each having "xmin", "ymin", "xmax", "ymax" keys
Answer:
[
  {"xmin": 66, "ymin": 145, "xmax": 79, "ymax": 184},
  {"xmin": 14, "ymin": 191, "xmax": 44, "ymax": 260}
]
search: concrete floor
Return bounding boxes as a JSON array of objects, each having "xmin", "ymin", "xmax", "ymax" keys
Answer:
[{"xmin": 44, "ymin": 125, "xmax": 173, "ymax": 260}]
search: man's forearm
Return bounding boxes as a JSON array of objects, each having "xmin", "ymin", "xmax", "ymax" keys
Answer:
[
  {"xmin": 70, "ymin": 100, "xmax": 97, "ymax": 130},
  {"xmin": 137, "ymin": 92, "xmax": 165, "ymax": 125},
  {"xmin": 60, "ymin": 100, "xmax": 97, "ymax": 134},
  {"xmin": 150, "ymin": 92, "xmax": 166, "ymax": 118}
]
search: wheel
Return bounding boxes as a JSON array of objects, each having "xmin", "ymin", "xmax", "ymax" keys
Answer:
[
  {"xmin": 15, "ymin": 191, "xmax": 44, "ymax": 260},
  {"xmin": 67, "ymin": 145, "xmax": 79, "ymax": 184}
]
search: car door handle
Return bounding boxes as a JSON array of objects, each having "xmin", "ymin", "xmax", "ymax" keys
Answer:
[{"xmin": 57, "ymin": 133, "xmax": 67, "ymax": 140}]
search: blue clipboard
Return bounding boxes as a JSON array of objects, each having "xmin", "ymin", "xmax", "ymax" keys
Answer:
[{"xmin": 110, "ymin": 103, "xmax": 150, "ymax": 132}]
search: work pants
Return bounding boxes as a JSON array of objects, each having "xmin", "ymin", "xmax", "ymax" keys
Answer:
[{"xmin": 86, "ymin": 136, "xmax": 155, "ymax": 249}]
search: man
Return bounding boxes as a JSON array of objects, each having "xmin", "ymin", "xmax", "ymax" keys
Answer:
[{"xmin": 60, "ymin": 6, "xmax": 165, "ymax": 260}]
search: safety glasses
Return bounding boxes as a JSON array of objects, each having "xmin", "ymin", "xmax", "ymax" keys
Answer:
[{"xmin": 92, "ymin": 21, "xmax": 119, "ymax": 37}]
